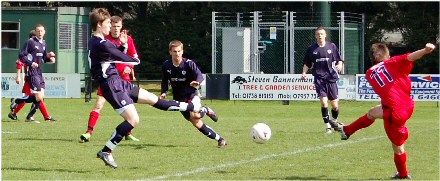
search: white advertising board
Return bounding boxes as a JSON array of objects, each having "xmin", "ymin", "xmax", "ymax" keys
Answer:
[
  {"xmin": 1, "ymin": 73, "xmax": 81, "ymax": 98},
  {"xmin": 230, "ymin": 74, "xmax": 318, "ymax": 100},
  {"xmin": 337, "ymin": 75, "xmax": 356, "ymax": 100}
]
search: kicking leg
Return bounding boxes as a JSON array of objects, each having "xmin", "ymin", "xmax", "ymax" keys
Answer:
[{"xmin": 134, "ymin": 88, "xmax": 201, "ymax": 112}]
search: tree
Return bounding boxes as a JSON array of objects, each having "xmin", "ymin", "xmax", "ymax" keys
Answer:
[
  {"xmin": 332, "ymin": 2, "xmax": 439, "ymax": 73},
  {"xmin": 4, "ymin": 2, "xmax": 437, "ymax": 77}
]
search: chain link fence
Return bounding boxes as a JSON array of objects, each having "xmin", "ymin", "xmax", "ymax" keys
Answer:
[{"xmin": 212, "ymin": 11, "xmax": 364, "ymax": 75}]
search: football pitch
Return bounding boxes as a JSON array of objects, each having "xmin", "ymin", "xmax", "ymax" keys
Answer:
[{"xmin": 2, "ymin": 98, "xmax": 439, "ymax": 180}]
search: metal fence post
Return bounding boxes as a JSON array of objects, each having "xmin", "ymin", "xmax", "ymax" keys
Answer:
[
  {"xmin": 211, "ymin": 11, "xmax": 216, "ymax": 73},
  {"xmin": 252, "ymin": 11, "xmax": 260, "ymax": 73},
  {"xmin": 85, "ymin": 74, "xmax": 92, "ymax": 102},
  {"xmin": 340, "ymin": 11, "xmax": 345, "ymax": 74}
]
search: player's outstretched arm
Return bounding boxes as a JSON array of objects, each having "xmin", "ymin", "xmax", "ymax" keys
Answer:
[
  {"xmin": 105, "ymin": 42, "xmax": 139, "ymax": 65},
  {"xmin": 408, "ymin": 43, "xmax": 436, "ymax": 62}
]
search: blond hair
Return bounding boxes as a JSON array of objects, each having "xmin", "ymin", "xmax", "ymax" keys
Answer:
[{"xmin": 169, "ymin": 40, "xmax": 184, "ymax": 51}]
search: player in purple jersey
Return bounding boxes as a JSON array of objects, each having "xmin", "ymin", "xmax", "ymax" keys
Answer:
[
  {"xmin": 89, "ymin": 8, "xmax": 203, "ymax": 169},
  {"xmin": 10, "ymin": 24, "xmax": 56, "ymax": 123},
  {"xmin": 160, "ymin": 40, "xmax": 227, "ymax": 148},
  {"xmin": 301, "ymin": 26, "xmax": 344, "ymax": 134}
]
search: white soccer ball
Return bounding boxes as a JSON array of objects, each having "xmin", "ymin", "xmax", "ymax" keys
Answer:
[{"xmin": 251, "ymin": 123, "xmax": 272, "ymax": 144}]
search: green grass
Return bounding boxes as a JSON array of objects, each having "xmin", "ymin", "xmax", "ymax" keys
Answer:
[{"xmin": 2, "ymin": 97, "xmax": 439, "ymax": 180}]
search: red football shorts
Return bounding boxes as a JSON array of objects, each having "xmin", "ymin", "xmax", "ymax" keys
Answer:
[
  {"xmin": 22, "ymin": 80, "xmax": 33, "ymax": 96},
  {"xmin": 382, "ymin": 104, "xmax": 414, "ymax": 146},
  {"xmin": 97, "ymin": 86, "xmax": 103, "ymax": 96}
]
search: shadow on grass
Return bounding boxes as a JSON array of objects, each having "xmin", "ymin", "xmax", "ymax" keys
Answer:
[
  {"xmin": 2, "ymin": 120, "xmax": 20, "ymax": 122},
  {"xmin": 121, "ymin": 143, "xmax": 181, "ymax": 150},
  {"xmin": 270, "ymin": 175, "xmax": 335, "ymax": 180},
  {"xmin": 12, "ymin": 138, "xmax": 74, "ymax": 142},
  {"xmin": 2, "ymin": 166, "xmax": 92, "ymax": 173},
  {"xmin": 271, "ymin": 175, "xmax": 384, "ymax": 180}
]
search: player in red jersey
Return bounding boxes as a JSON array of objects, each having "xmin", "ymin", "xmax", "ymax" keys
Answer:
[
  {"xmin": 339, "ymin": 43, "xmax": 436, "ymax": 179},
  {"xmin": 80, "ymin": 16, "xmax": 140, "ymax": 142},
  {"xmin": 8, "ymin": 30, "xmax": 56, "ymax": 123}
]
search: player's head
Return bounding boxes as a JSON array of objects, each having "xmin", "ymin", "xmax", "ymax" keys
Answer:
[
  {"xmin": 110, "ymin": 16, "xmax": 123, "ymax": 38},
  {"xmin": 34, "ymin": 24, "xmax": 45, "ymax": 39},
  {"xmin": 369, "ymin": 43, "xmax": 390, "ymax": 64},
  {"xmin": 29, "ymin": 30, "xmax": 36, "ymax": 39},
  {"xmin": 89, "ymin": 8, "xmax": 111, "ymax": 35},
  {"xmin": 121, "ymin": 26, "xmax": 129, "ymax": 33},
  {"xmin": 315, "ymin": 26, "xmax": 327, "ymax": 43},
  {"xmin": 169, "ymin": 40, "xmax": 184, "ymax": 61}
]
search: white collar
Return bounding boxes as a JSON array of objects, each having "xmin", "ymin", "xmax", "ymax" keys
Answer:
[{"xmin": 35, "ymin": 37, "xmax": 44, "ymax": 43}]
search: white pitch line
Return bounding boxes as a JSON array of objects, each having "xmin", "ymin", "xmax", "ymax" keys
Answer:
[
  {"xmin": 2, "ymin": 131, "xmax": 19, "ymax": 134},
  {"xmin": 146, "ymin": 136, "xmax": 385, "ymax": 180}
]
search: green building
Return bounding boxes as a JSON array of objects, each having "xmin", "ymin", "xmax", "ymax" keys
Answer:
[{"xmin": 1, "ymin": 6, "xmax": 91, "ymax": 74}]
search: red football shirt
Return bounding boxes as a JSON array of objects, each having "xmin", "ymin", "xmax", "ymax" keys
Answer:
[
  {"xmin": 366, "ymin": 53, "xmax": 414, "ymax": 110},
  {"xmin": 104, "ymin": 34, "xmax": 139, "ymax": 82},
  {"xmin": 16, "ymin": 59, "xmax": 25, "ymax": 69}
]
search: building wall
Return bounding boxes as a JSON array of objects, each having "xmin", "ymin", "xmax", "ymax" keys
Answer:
[
  {"xmin": 1, "ymin": 7, "xmax": 90, "ymax": 74},
  {"xmin": 57, "ymin": 7, "xmax": 91, "ymax": 74},
  {"xmin": 1, "ymin": 7, "xmax": 57, "ymax": 73}
]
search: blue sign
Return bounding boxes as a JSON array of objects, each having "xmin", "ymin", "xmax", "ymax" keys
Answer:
[{"xmin": 356, "ymin": 74, "xmax": 440, "ymax": 101}]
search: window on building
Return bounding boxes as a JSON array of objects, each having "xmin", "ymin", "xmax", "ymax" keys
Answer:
[
  {"xmin": 76, "ymin": 23, "xmax": 89, "ymax": 50},
  {"xmin": 59, "ymin": 23, "xmax": 73, "ymax": 50},
  {"xmin": 2, "ymin": 22, "xmax": 20, "ymax": 49}
]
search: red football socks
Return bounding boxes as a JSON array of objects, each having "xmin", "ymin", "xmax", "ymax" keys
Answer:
[
  {"xmin": 13, "ymin": 103, "xmax": 26, "ymax": 114},
  {"xmin": 394, "ymin": 152, "xmax": 409, "ymax": 178},
  {"xmin": 87, "ymin": 111, "xmax": 100, "ymax": 134},
  {"xmin": 344, "ymin": 114, "xmax": 374, "ymax": 136},
  {"xmin": 39, "ymin": 101, "xmax": 50, "ymax": 119}
]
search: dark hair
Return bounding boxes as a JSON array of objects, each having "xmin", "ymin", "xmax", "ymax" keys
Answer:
[
  {"xmin": 369, "ymin": 43, "xmax": 390, "ymax": 64},
  {"xmin": 121, "ymin": 26, "xmax": 129, "ymax": 33},
  {"xmin": 29, "ymin": 30, "xmax": 36, "ymax": 38},
  {"xmin": 89, "ymin": 8, "xmax": 111, "ymax": 31},
  {"xmin": 315, "ymin": 26, "xmax": 327, "ymax": 38},
  {"xmin": 316, "ymin": 26, "xmax": 326, "ymax": 32}
]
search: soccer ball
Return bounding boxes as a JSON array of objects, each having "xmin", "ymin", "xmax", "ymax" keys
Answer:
[{"xmin": 251, "ymin": 123, "xmax": 272, "ymax": 144}]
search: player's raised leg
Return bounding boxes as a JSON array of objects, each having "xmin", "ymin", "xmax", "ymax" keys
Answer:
[
  {"xmin": 134, "ymin": 88, "xmax": 201, "ymax": 112},
  {"xmin": 201, "ymin": 105, "xmax": 218, "ymax": 122}
]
